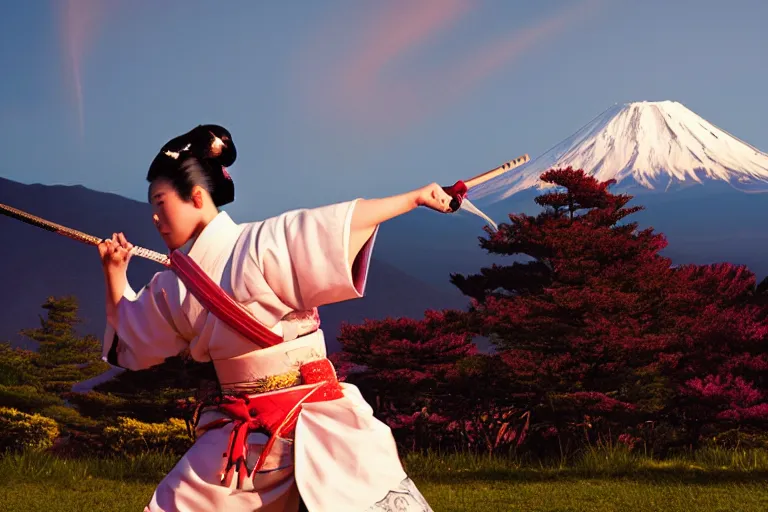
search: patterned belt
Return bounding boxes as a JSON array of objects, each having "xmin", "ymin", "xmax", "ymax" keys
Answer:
[
  {"xmin": 220, "ymin": 369, "xmax": 303, "ymax": 395},
  {"xmin": 194, "ymin": 358, "xmax": 343, "ymax": 489}
]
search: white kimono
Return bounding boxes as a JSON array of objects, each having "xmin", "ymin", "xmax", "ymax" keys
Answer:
[{"xmin": 102, "ymin": 200, "xmax": 432, "ymax": 512}]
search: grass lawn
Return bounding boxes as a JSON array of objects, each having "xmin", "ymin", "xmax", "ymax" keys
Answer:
[
  {"xmin": 1, "ymin": 448, "xmax": 767, "ymax": 511},
  {"xmin": 2, "ymin": 478, "xmax": 767, "ymax": 512},
  {"xmin": 421, "ymin": 479, "xmax": 768, "ymax": 512}
]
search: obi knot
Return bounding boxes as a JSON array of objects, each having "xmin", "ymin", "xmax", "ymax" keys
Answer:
[{"xmin": 195, "ymin": 357, "xmax": 344, "ymax": 490}]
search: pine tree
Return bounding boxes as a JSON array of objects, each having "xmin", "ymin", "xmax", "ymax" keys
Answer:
[
  {"xmin": 448, "ymin": 168, "xmax": 768, "ymax": 455},
  {"xmin": 0, "ymin": 296, "xmax": 111, "ymax": 455},
  {"xmin": 19, "ymin": 296, "xmax": 108, "ymax": 391}
]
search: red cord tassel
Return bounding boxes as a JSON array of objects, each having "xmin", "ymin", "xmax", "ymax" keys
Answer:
[{"xmin": 197, "ymin": 360, "xmax": 344, "ymax": 490}]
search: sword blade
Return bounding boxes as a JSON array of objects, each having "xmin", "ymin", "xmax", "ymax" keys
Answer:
[
  {"xmin": 457, "ymin": 197, "xmax": 498, "ymax": 232},
  {"xmin": 0, "ymin": 202, "xmax": 170, "ymax": 266}
]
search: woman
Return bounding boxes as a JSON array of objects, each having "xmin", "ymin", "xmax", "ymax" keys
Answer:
[{"xmin": 98, "ymin": 124, "xmax": 455, "ymax": 511}]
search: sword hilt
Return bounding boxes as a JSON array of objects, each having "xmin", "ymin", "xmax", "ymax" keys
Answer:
[
  {"xmin": 129, "ymin": 246, "xmax": 171, "ymax": 266},
  {"xmin": 100, "ymin": 234, "xmax": 170, "ymax": 266},
  {"xmin": 442, "ymin": 180, "xmax": 468, "ymax": 212},
  {"xmin": 441, "ymin": 154, "xmax": 530, "ymax": 213}
]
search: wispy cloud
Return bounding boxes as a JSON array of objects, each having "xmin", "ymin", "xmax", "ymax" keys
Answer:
[
  {"xmin": 302, "ymin": 0, "xmax": 603, "ymax": 135},
  {"xmin": 60, "ymin": 0, "xmax": 113, "ymax": 140},
  {"xmin": 440, "ymin": 0, "xmax": 603, "ymax": 102},
  {"xmin": 338, "ymin": 0, "xmax": 472, "ymax": 112}
]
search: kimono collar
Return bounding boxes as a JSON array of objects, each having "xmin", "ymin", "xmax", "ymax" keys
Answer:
[{"xmin": 178, "ymin": 211, "xmax": 240, "ymax": 261}]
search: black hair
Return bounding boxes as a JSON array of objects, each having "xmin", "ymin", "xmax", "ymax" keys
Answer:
[{"xmin": 146, "ymin": 124, "xmax": 237, "ymax": 207}]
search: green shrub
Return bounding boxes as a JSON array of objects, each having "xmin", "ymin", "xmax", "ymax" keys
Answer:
[
  {"xmin": 40, "ymin": 405, "xmax": 99, "ymax": 430},
  {"xmin": 43, "ymin": 381, "xmax": 79, "ymax": 394},
  {"xmin": 0, "ymin": 385, "xmax": 64, "ymax": 412},
  {"xmin": 103, "ymin": 417, "xmax": 193, "ymax": 456},
  {"xmin": 65, "ymin": 388, "xmax": 192, "ymax": 424},
  {"xmin": 42, "ymin": 364, "xmax": 108, "ymax": 386},
  {"xmin": 63, "ymin": 391, "xmax": 128, "ymax": 419},
  {"xmin": 0, "ymin": 407, "xmax": 60, "ymax": 453},
  {"xmin": 703, "ymin": 428, "xmax": 768, "ymax": 450},
  {"xmin": 0, "ymin": 344, "xmax": 39, "ymax": 386}
]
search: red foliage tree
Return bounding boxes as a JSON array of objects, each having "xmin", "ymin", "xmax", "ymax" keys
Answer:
[
  {"xmin": 336, "ymin": 167, "xmax": 768, "ymax": 457},
  {"xmin": 657, "ymin": 264, "xmax": 768, "ymax": 444},
  {"xmin": 449, "ymin": 168, "xmax": 768, "ymax": 455},
  {"xmin": 330, "ymin": 310, "xmax": 479, "ymax": 451}
]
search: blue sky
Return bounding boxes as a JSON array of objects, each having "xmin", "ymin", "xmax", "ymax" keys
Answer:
[{"xmin": 0, "ymin": 0, "xmax": 765, "ymax": 220}]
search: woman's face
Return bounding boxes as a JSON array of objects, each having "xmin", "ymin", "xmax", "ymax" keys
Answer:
[{"xmin": 149, "ymin": 179, "xmax": 201, "ymax": 250}]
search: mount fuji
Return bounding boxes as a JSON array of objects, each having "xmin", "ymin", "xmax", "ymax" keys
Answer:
[
  {"xmin": 469, "ymin": 100, "xmax": 768, "ymax": 203},
  {"xmin": 374, "ymin": 100, "xmax": 768, "ymax": 290}
]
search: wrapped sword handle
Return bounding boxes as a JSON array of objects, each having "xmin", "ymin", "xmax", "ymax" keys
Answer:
[{"xmin": 442, "ymin": 180, "xmax": 468, "ymax": 212}]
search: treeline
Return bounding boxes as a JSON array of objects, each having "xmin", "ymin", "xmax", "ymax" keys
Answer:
[
  {"xmin": 332, "ymin": 169, "xmax": 768, "ymax": 459},
  {"xmin": 1, "ymin": 168, "xmax": 767, "ymax": 461}
]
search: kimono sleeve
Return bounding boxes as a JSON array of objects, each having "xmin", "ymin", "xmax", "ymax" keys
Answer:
[
  {"xmin": 234, "ymin": 199, "xmax": 378, "ymax": 311},
  {"xmin": 102, "ymin": 270, "xmax": 189, "ymax": 371}
]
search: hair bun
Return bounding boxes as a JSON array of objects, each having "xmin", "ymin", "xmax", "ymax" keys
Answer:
[
  {"xmin": 190, "ymin": 124, "xmax": 237, "ymax": 167},
  {"xmin": 146, "ymin": 124, "xmax": 238, "ymax": 207},
  {"xmin": 154, "ymin": 124, "xmax": 236, "ymax": 167}
]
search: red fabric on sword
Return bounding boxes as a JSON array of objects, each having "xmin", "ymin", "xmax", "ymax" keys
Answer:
[{"xmin": 169, "ymin": 250, "xmax": 282, "ymax": 348}]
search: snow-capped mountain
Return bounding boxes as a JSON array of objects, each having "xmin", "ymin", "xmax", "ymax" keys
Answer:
[{"xmin": 469, "ymin": 100, "xmax": 768, "ymax": 203}]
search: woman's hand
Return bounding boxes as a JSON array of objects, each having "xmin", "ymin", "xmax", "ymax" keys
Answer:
[
  {"xmin": 416, "ymin": 182, "xmax": 455, "ymax": 213},
  {"xmin": 98, "ymin": 232, "xmax": 134, "ymax": 276},
  {"xmin": 98, "ymin": 233, "xmax": 133, "ymax": 324}
]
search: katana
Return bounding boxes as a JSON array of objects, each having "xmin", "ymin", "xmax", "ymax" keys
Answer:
[
  {"xmin": 0, "ymin": 155, "xmax": 528, "ymax": 258},
  {"xmin": 0, "ymin": 202, "xmax": 171, "ymax": 266}
]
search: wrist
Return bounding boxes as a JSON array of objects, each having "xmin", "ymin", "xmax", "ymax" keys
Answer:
[
  {"xmin": 104, "ymin": 268, "xmax": 128, "ymax": 304},
  {"xmin": 104, "ymin": 265, "xmax": 126, "ymax": 281},
  {"xmin": 412, "ymin": 186, "xmax": 426, "ymax": 208},
  {"xmin": 106, "ymin": 304, "xmax": 119, "ymax": 327}
]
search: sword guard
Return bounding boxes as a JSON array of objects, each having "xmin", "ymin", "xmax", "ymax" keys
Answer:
[{"xmin": 442, "ymin": 180, "xmax": 468, "ymax": 212}]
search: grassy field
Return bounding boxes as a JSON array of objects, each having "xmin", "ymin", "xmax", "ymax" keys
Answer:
[{"xmin": 1, "ymin": 447, "xmax": 767, "ymax": 511}]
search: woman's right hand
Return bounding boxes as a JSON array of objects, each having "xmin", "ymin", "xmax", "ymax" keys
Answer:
[
  {"xmin": 416, "ymin": 182, "xmax": 455, "ymax": 213},
  {"xmin": 98, "ymin": 232, "xmax": 134, "ymax": 275}
]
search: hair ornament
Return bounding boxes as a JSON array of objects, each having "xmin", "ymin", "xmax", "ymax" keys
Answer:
[{"xmin": 163, "ymin": 143, "xmax": 191, "ymax": 160}]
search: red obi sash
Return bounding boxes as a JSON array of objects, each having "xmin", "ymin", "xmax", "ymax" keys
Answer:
[
  {"xmin": 168, "ymin": 250, "xmax": 343, "ymax": 489},
  {"xmin": 196, "ymin": 359, "xmax": 343, "ymax": 489}
]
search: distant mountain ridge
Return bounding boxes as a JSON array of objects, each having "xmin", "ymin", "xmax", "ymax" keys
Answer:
[{"xmin": 0, "ymin": 176, "xmax": 467, "ymax": 352}]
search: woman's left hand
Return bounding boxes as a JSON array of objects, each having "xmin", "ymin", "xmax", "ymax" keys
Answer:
[{"xmin": 416, "ymin": 183, "xmax": 455, "ymax": 213}]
